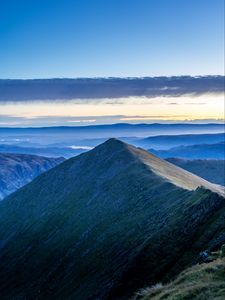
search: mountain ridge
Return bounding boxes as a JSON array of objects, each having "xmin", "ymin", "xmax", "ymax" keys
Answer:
[{"xmin": 106, "ymin": 139, "xmax": 224, "ymax": 196}]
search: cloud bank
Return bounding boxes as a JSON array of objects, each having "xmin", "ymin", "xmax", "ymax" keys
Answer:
[{"xmin": 0, "ymin": 76, "xmax": 224, "ymax": 102}]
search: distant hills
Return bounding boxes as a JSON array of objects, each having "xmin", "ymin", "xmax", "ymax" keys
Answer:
[
  {"xmin": 151, "ymin": 142, "xmax": 225, "ymax": 160},
  {"xmin": 0, "ymin": 144, "xmax": 85, "ymax": 158},
  {"xmin": 1, "ymin": 127, "xmax": 224, "ymax": 162},
  {"xmin": 0, "ymin": 139, "xmax": 224, "ymax": 299},
  {"xmin": 135, "ymin": 132, "xmax": 225, "ymax": 150},
  {"xmin": 0, "ymin": 123, "xmax": 224, "ymax": 143},
  {"xmin": 0, "ymin": 125, "xmax": 224, "ymax": 157},
  {"xmin": 0, "ymin": 153, "xmax": 64, "ymax": 200}
]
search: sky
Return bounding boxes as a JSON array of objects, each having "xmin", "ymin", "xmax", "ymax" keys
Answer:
[
  {"xmin": 0, "ymin": 0, "xmax": 224, "ymax": 126},
  {"xmin": 0, "ymin": 0, "xmax": 224, "ymax": 78}
]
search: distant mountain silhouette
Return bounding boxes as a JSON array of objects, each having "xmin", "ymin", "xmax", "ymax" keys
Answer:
[
  {"xmin": 0, "ymin": 144, "xmax": 85, "ymax": 158},
  {"xmin": 151, "ymin": 142, "xmax": 225, "ymax": 159},
  {"xmin": 135, "ymin": 133, "xmax": 225, "ymax": 150},
  {"xmin": 0, "ymin": 139, "xmax": 224, "ymax": 299}
]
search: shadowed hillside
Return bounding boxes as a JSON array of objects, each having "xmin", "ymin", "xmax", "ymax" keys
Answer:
[
  {"xmin": 0, "ymin": 153, "xmax": 64, "ymax": 200},
  {"xmin": 0, "ymin": 139, "xmax": 224, "ymax": 299}
]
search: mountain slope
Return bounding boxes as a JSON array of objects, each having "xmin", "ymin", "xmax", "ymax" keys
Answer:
[
  {"xmin": 0, "ymin": 139, "xmax": 224, "ymax": 300},
  {"xmin": 0, "ymin": 153, "xmax": 64, "ymax": 200},
  {"xmin": 128, "ymin": 144, "xmax": 224, "ymax": 195},
  {"xmin": 167, "ymin": 158, "xmax": 225, "ymax": 186},
  {"xmin": 151, "ymin": 142, "xmax": 225, "ymax": 159}
]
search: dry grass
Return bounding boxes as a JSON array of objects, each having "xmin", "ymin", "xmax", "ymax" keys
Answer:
[{"xmin": 133, "ymin": 258, "xmax": 225, "ymax": 300}]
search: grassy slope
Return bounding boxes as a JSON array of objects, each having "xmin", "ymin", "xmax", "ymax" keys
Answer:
[
  {"xmin": 0, "ymin": 139, "xmax": 224, "ymax": 299},
  {"xmin": 166, "ymin": 158, "xmax": 225, "ymax": 186},
  {"xmin": 133, "ymin": 258, "xmax": 225, "ymax": 300}
]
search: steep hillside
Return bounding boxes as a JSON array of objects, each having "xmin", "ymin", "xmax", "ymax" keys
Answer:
[
  {"xmin": 0, "ymin": 153, "xmax": 64, "ymax": 200},
  {"xmin": 167, "ymin": 158, "xmax": 225, "ymax": 186},
  {"xmin": 151, "ymin": 142, "xmax": 225, "ymax": 159},
  {"xmin": 133, "ymin": 257, "xmax": 225, "ymax": 300},
  {"xmin": 0, "ymin": 139, "xmax": 224, "ymax": 299}
]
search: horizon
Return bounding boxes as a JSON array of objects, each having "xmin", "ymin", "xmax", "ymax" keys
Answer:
[
  {"xmin": 0, "ymin": 76, "xmax": 224, "ymax": 126},
  {"xmin": 0, "ymin": 121, "xmax": 225, "ymax": 129}
]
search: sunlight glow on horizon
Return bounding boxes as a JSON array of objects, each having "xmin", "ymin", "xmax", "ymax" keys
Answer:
[{"xmin": 0, "ymin": 94, "xmax": 224, "ymax": 126}]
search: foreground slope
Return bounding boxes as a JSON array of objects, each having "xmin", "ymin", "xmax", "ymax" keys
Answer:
[
  {"xmin": 167, "ymin": 158, "xmax": 225, "ymax": 186},
  {"xmin": 0, "ymin": 139, "xmax": 224, "ymax": 299},
  {"xmin": 0, "ymin": 153, "xmax": 64, "ymax": 200},
  {"xmin": 133, "ymin": 257, "xmax": 225, "ymax": 300}
]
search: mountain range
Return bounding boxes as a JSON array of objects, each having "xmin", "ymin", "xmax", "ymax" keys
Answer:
[
  {"xmin": 0, "ymin": 153, "xmax": 64, "ymax": 200},
  {"xmin": 0, "ymin": 139, "xmax": 224, "ymax": 299},
  {"xmin": 0, "ymin": 123, "xmax": 224, "ymax": 146},
  {"xmin": 134, "ymin": 132, "xmax": 225, "ymax": 150},
  {"xmin": 151, "ymin": 141, "xmax": 225, "ymax": 159},
  {"xmin": 0, "ymin": 130, "xmax": 224, "ymax": 160},
  {"xmin": 0, "ymin": 144, "xmax": 84, "ymax": 158}
]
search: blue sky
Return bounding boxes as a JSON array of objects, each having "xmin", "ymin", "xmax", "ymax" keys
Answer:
[{"xmin": 0, "ymin": 0, "xmax": 224, "ymax": 78}]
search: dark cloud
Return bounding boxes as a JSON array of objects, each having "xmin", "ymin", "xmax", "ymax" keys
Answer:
[{"xmin": 0, "ymin": 76, "xmax": 224, "ymax": 102}]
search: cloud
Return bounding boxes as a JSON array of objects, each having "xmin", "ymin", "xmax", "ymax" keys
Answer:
[
  {"xmin": 0, "ymin": 114, "xmax": 224, "ymax": 127},
  {"xmin": 0, "ymin": 76, "xmax": 224, "ymax": 102}
]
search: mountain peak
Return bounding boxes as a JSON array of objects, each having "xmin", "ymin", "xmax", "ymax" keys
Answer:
[
  {"xmin": 91, "ymin": 139, "xmax": 224, "ymax": 196},
  {"xmin": 90, "ymin": 137, "xmax": 132, "ymax": 155},
  {"xmin": 99, "ymin": 137, "xmax": 127, "ymax": 148}
]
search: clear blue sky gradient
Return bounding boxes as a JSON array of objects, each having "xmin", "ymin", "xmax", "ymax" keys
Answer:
[{"xmin": 0, "ymin": 0, "xmax": 224, "ymax": 78}]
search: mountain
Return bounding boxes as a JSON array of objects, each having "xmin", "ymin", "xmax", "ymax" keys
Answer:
[
  {"xmin": 151, "ymin": 142, "xmax": 225, "ymax": 159},
  {"xmin": 0, "ymin": 153, "xmax": 64, "ymax": 200},
  {"xmin": 0, "ymin": 139, "xmax": 224, "ymax": 299},
  {"xmin": 134, "ymin": 133, "xmax": 225, "ymax": 150},
  {"xmin": 167, "ymin": 158, "xmax": 225, "ymax": 186}
]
